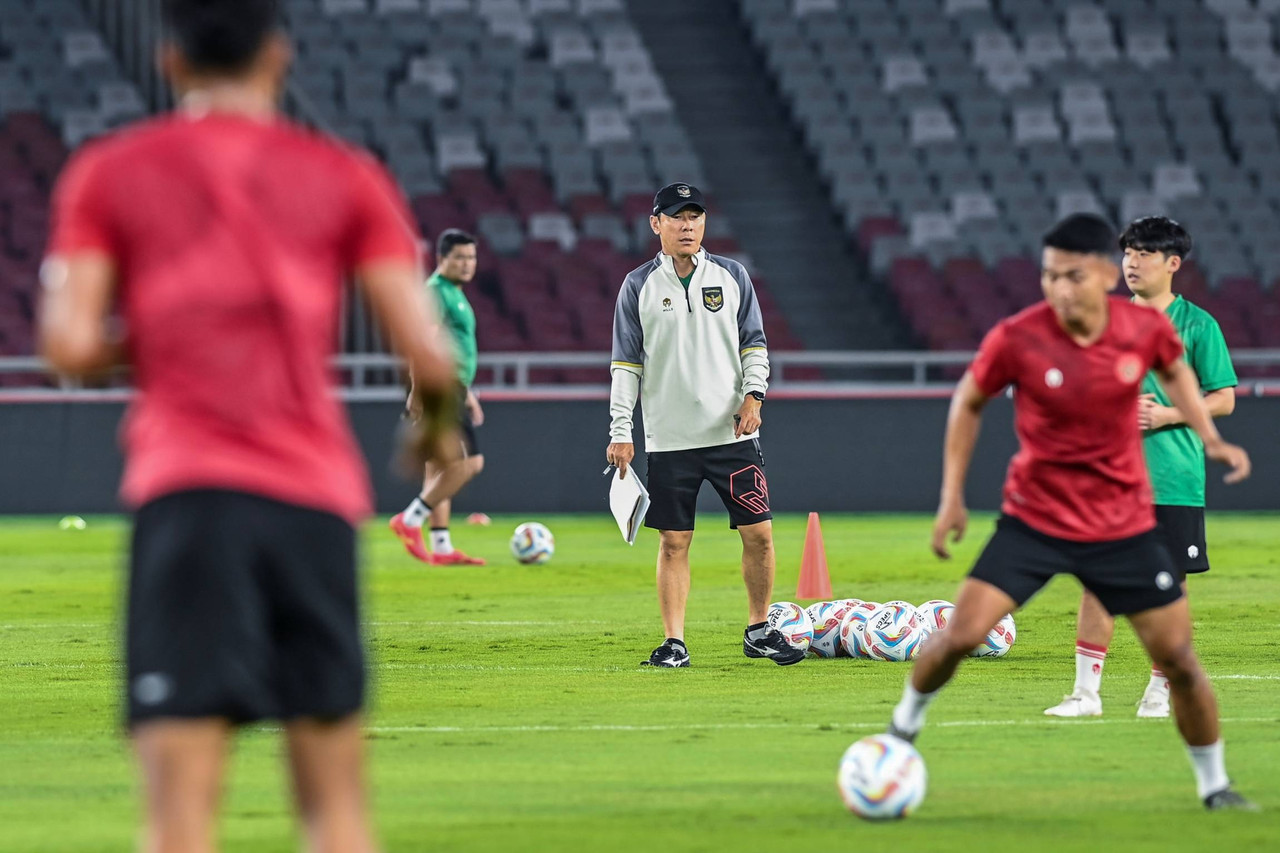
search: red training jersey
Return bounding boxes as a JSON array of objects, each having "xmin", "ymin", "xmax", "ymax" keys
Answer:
[
  {"xmin": 969, "ymin": 298, "xmax": 1184, "ymax": 542},
  {"xmin": 47, "ymin": 111, "xmax": 421, "ymax": 524}
]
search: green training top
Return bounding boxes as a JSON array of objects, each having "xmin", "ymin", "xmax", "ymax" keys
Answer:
[
  {"xmin": 1139, "ymin": 295, "xmax": 1237, "ymax": 507},
  {"xmin": 427, "ymin": 272, "xmax": 477, "ymax": 388},
  {"xmin": 677, "ymin": 270, "xmax": 694, "ymax": 289}
]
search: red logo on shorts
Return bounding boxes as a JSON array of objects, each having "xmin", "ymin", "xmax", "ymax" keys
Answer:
[{"xmin": 730, "ymin": 465, "xmax": 770, "ymax": 515}]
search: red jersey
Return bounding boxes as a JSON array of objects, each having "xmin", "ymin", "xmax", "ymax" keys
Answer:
[
  {"xmin": 969, "ymin": 298, "xmax": 1184, "ymax": 542},
  {"xmin": 47, "ymin": 112, "xmax": 420, "ymax": 524}
]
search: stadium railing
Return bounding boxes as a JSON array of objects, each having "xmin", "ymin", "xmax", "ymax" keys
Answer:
[{"xmin": 3, "ymin": 350, "xmax": 1280, "ymax": 401}]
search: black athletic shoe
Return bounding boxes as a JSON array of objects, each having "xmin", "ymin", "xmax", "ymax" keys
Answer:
[
  {"xmin": 743, "ymin": 628, "xmax": 806, "ymax": 665},
  {"xmin": 641, "ymin": 640, "xmax": 690, "ymax": 668},
  {"xmin": 1203, "ymin": 788, "xmax": 1259, "ymax": 811},
  {"xmin": 886, "ymin": 722, "xmax": 918, "ymax": 744}
]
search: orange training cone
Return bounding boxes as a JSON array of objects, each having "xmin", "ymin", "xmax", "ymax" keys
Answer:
[{"xmin": 796, "ymin": 512, "xmax": 833, "ymax": 601}]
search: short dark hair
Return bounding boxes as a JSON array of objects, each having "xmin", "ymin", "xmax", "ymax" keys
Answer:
[
  {"xmin": 1042, "ymin": 213, "xmax": 1117, "ymax": 257},
  {"xmin": 1119, "ymin": 216, "xmax": 1193, "ymax": 259},
  {"xmin": 436, "ymin": 228, "xmax": 476, "ymax": 260},
  {"xmin": 162, "ymin": 0, "xmax": 280, "ymax": 74}
]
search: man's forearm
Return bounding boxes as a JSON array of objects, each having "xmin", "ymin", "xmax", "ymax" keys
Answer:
[
  {"xmin": 940, "ymin": 375, "xmax": 986, "ymax": 501},
  {"xmin": 1159, "ymin": 362, "xmax": 1223, "ymax": 445},
  {"xmin": 1155, "ymin": 388, "xmax": 1235, "ymax": 425},
  {"xmin": 609, "ymin": 368, "xmax": 640, "ymax": 441}
]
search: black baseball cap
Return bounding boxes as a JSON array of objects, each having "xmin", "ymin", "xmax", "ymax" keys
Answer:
[{"xmin": 652, "ymin": 182, "xmax": 706, "ymax": 217}]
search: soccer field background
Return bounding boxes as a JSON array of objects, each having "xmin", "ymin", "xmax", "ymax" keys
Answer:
[{"xmin": 1, "ymin": 512, "xmax": 1277, "ymax": 852}]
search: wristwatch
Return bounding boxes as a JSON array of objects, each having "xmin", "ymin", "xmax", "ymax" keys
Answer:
[{"xmin": 747, "ymin": 391, "xmax": 765, "ymax": 402}]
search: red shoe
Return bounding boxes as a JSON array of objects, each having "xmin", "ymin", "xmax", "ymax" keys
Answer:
[
  {"xmin": 389, "ymin": 513, "xmax": 431, "ymax": 562},
  {"xmin": 427, "ymin": 549, "xmax": 486, "ymax": 566}
]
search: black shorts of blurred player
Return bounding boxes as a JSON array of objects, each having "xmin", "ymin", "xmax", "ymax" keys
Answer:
[
  {"xmin": 970, "ymin": 515, "xmax": 1184, "ymax": 616},
  {"xmin": 128, "ymin": 489, "xmax": 364, "ymax": 726},
  {"xmin": 1156, "ymin": 505, "xmax": 1209, "ymax": 579},
  {"xmin": 644, "ymin": 439, "xmax": 772, "ymax": 530}
]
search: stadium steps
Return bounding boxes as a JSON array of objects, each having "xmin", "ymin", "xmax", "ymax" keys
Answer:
[{"xmin": 624, "ymin": 0, "xmax": 911, "ymax": 350}]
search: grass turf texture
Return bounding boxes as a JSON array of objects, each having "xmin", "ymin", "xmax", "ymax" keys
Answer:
[{"xmin": 1, "ymin": 512, "xmax": 1278, "ymax": 852}]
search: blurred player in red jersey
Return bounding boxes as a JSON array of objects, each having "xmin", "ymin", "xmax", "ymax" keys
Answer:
[
  {"xmin": 884, "ymin": 214, "xmax": 1255, "ymax": 811},
  {"xmin": 39, "ymin": 1, "xmax": 459, "ymax": 850}
]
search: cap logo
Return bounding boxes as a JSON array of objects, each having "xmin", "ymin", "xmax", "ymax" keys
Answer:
[{"xmin": 676, "ymin": 185, "xmax": 691, "ymax": 198}]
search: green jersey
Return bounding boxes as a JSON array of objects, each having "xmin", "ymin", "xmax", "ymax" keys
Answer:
[
  {"xmin": 427, "ymin": 272, "xmax": 477, "ymax": 388},
  {"xmin": 1140, "ymin": 295, "xmax": 1237, "ymax": 507}
]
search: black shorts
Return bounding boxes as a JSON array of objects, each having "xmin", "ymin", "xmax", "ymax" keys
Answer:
[
  {"xmin": 969, "ymin": 515, "xmax": 1184, "ymax": 617},
  {"xmin": 645, "ymin": 439, "xmax": 772, "ymax": 531},
  {"xmin": 127, "ymin": 490, "xmax": 364, "ymax": 726},
  {"xmin": 1156, "ymin": 505, "xmax": 1209, "ymax": 577}
]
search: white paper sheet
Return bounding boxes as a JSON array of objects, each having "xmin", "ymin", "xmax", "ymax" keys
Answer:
[{"xmin": 608, "ymin": 468, "xmax": 650, "ymax": 545}]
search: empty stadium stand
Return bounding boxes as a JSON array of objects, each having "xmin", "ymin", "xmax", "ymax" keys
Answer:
[
  {"xmin": 0, "ymin": 0, "xmax": 146, "ymax": 362},
  {"xmin": 743, "ymin": 0, "xmax": 1280, "ymax": 358}
]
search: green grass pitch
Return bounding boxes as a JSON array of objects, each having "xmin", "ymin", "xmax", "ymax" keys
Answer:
[{"xmin": 1, "ymin": 511, "xmax": 1278, "ymax": 851}]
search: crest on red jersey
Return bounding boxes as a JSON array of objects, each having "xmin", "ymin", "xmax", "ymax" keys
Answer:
[{"xmin": 1115, "ymin": 353, "xmax": 1143, "ymax": 384}]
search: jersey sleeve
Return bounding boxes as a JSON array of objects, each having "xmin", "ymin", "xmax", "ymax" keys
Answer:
[
  {"xmin": 610, "ymin": 269, "xmax": 645, "ymax": 377},
  {"xmin": 345, "ymin": 154, "xmax": 422, "ymax": 270},
  {"xmin": 969, "ymin": 321, "xmax": 1014, "ymax": 396},
  {"xmin": 46, "ymin": 145, "xmax": 119, "ymax": 260},
  {"xmin": 1148, "ymin": 312, "xmax": 1185, "ymax": 372},
  {"xmin": 1187, "ymin": 316, "xmax": 1238, "ymax": 392}
]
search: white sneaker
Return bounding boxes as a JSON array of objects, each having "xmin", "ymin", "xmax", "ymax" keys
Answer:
[
  {"xmin": 1044, "ymin": 691, "xmax": 1103, "ymax": 717},
  {"xmin": 1136, "ymin": 695, "xmax": 1170, "ymax": 718}
]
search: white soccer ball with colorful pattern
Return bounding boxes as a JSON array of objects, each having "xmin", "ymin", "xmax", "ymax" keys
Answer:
[
  {"xmin": 806, "ymin": 601, "xmax": 853, "ymax": 658},
  {"xmin": 837, "ymin": 733, "xmax": 927, "ymax": 820},
  {"xmin": 915, "ymin": 600, "xmax": 955, "ymax": 635},
  {"xmin": 838, "ymin": 601, "xmax": 879, "ymax": 658},
  {"xmin": 509, "ymin": 522, "xmax": 555, "ymax": 564},
  {"xmin": 767, "ymin": 601, "xmax": 813, "ymax": 652},
  {"xmin": 970, "ymin": 613, "xmax": 1016, "ymax": 657},
  {"xmin": 863, "ymin": 602, "xmax": 925, "ymax": 661}
]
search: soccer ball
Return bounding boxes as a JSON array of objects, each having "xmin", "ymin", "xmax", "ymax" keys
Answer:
[
  {"xmin": 837, "ymin": 733, "xmax": 927, "ymax": 820},
  {"xmin": 509, "ymin": 522, "xmax": 555, "ymax": 564},
  {"xmin": 970, "ymin": 613, "xmax": 1016, "ymax": 657},
  {"xmin": 767, "ymin": 601, "xmax": 814, "ymax": 652},
  {"xmin": 838, "ymin": 601, "xmax": 880, "ymax": 658},
  {"xmin": 915, "ymin": 599, "xmax": 955, "ymax": 635},
  {"xmin": 806, "ymin": 601, "xmax": 846, "ymax": 658},
  {"xmin": 863, "ymin": 602, "xmax": 925, "ymax": 662}
]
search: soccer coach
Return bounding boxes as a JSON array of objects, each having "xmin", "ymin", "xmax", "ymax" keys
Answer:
[{"xmin": 606, "ymin": 183, "xmax": 803, "ymax": 668}]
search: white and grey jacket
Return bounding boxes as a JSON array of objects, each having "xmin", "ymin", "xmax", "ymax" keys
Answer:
[{"xmin": 609, "ymin": 249, "xmax": 770, "ymax": 453}]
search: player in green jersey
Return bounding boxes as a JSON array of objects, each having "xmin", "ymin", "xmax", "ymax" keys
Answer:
[
  {"xmin": 390, "ymin": 229, "xmax": 487, "ymax": 565},
  {"xmin": 1046, "ymin": 217, "xmax": 1237, "ymax": 720}
]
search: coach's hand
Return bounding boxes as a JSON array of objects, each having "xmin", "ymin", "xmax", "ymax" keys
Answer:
[
  {"xmin": 734, "ymin": 396, "xmax": 762, "ymax": 438},
  {"xmin": 607, "ymin": 442, "xmax": 635, "ymax": 479},
  {"xmin": 1204, "ymin": 437, "xmax": 1251, "ymax": 484},
  {"xmin": 931, "ymin": 495, "xmax": 968, "ymax": 560}
]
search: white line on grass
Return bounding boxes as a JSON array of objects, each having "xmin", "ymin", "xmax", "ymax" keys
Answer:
[
  {"xmin": 364, "ymin": 716, "xmax": 1278, "ymax": 735},
  {"xmin": 0, "ymin": 620, "xmax": 610, "ymax": 630}
]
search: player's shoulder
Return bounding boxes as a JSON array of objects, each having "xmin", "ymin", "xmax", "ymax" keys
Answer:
[
  {"xmin": 704, "ymin": 252, "xmax": 749, "ymax": 283},
  {"xmin": 1172, "ymin": 295, "xmax": 1223, "ymax": 328},
  {"xmin": 1000, "ymin": 300, "xmax": 1054, "ymax": 334},
  {"xmin": 62, "ymin": 113, "xmax": 178, "ymax": 170},
  {"xmin": 619, "ymin": 255, "xmax": 661, "ymax": 293}
]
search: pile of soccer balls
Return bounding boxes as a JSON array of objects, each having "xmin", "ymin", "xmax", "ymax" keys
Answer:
[{"xmin": 766, "ymin": 598, "xmax": 1016, "ymax": 661}]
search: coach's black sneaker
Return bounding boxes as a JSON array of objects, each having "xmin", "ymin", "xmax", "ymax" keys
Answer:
[
  {"xmin": 641, "ymin": 639, "xmax": 689, "ymax": 668},
  {"xmin": 1203, "ymin": 788, "xmax": 1259, "ymax": 811},
  {"xmin": 743, "ymin": 624, "xmax": 805, "ymax": 666}
]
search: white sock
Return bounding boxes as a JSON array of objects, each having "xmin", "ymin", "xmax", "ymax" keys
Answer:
[
  {"xmin": 1187, "ymin": 740, "xmax": 1229, "ymax": 799},
  {"xmin": 403, "ymin": 497, "xmax": 430, "ymax": 528},
  {"xmin": 891, "ymin": 679, "xmax": 938, "ymax": 736},
  {"xmin": 430, "ymin": 527, "xmax": 453, "ymax": 554},
  {"xmin": 1073, "ymin": 641, "xmax": 1107, "ymax": 696},
  {"xmin": 1144, "ymin": 668, "xmax": 1170, "ymax": 702}
]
